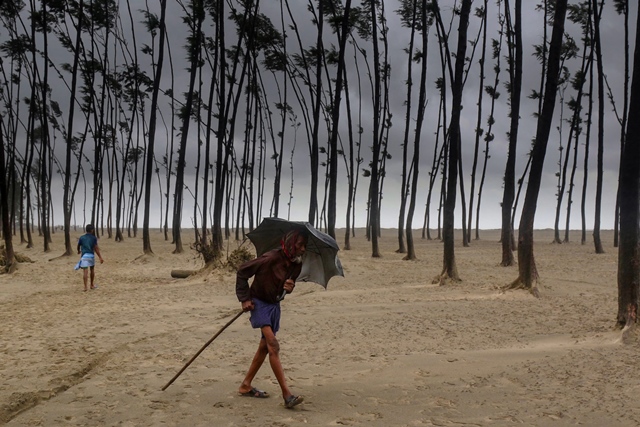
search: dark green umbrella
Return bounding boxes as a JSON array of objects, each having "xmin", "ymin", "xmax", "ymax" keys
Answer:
[{"xmin": 247, "ymin": 217, "xmax": 344, "ymax": 288}]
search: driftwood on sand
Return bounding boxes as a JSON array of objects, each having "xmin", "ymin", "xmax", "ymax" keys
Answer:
[{"xmin": 170, "ymin": 269, "xmax": 196, "ymax": 279}]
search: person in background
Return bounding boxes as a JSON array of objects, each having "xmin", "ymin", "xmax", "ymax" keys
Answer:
[
  {"xmin": 235, "ymin": 229, "xmax": 307, "ymax": 409},
  {"xmin": 75, "ymin": 224, "xmax": 104, "ymax": 291}
]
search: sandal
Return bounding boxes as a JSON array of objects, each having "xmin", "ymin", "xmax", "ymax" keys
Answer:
[
  {"xmin": 238, "ymin": 387, "xmax": 269, "ymax": 398},
  {"xmin": 284, "ymin": 395, "xmax": 304, "ymax": 409}
]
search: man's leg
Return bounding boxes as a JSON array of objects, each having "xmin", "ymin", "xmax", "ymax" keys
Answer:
[
  {"xmin": 239, "ymin": 338, "xmax": 268, "ymax": 394},
  {"xmin": 89, "ymin": 266, "xmax": 96, "ymax": 289},
  {"xmin": 260, "ymin": 326, "xmax": 296, "ymax": 401},
  {"xmin": 82, "ymin": 268, "xmax": 89, "ymax": 291}
]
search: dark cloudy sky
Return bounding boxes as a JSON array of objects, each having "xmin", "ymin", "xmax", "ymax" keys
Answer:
[
  {"xmin": 6, "ymin": 0, "xmax": 637, "ymax": 231},
  {"xmin": 196, "ymin": 0, "xmax": 636, "ymax": 231}
]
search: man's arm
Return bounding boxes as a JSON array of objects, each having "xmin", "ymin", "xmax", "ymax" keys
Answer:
[
  {"xmin": 94, "ymin": 245, "xmax": 104, "ymax": 263},
  {"xmin": 235, "ymin": 256, "xmax": 263, "ymax": 302}
]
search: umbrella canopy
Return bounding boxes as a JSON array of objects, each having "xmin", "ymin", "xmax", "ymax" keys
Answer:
[{"xmin": 246, "ymin": 217, "xmax": 344, "ymax": 288}]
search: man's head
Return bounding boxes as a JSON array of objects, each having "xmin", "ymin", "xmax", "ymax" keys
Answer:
[
  {"xmin": 282, "ymin": 229, "xmax": 308, "ymax": 264},
  {"xmin": 86, "ymin": 224, "xmax": 95, "ymax": 234}
]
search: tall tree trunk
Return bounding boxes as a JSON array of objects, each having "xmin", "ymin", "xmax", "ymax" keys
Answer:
[
  {"xmin": 613, "ymin": 0, "xmax": 629, "ymax": 248},
  {"xmin": 405, "ymin": 0, "xmax": 430, "ymax": 261},
  {"xmin": 616, "ymin": 2, "xmax": 640, "ymax": 327},
  {"xmin": 0, "ymin": 123, "xmax": 16, "ymax": 273},
  {"xmin": 507, "ymin": 0, "xmax": 568, "ymax": 296},
  {"xmin": 423, "ymin": 97, "xmax": 445, "ymax": 241},
  {"xmin": 563, "ymin": 4, "xmax": 593, "ymax": 242},
  {"xmin": 327, "ymin": 0, "xmax": 352, "ymax": 239},
  {"xmin": 581, "ymin": 48, "xmax": 595, "ymax": 245},
  {"xmin": 143, "ymin": 0, "xmax": 167, "ymax": 254},
  {"xmin": 38, "ymin": 0, "xmax": 52, "ymax": 252},
  {"xmin": 172, "ymin": 0, "xmax": 204, "ymax": 254},
  {"xmin": 308, "ymin": 0, "xmax": 324, "ymax": 226},
  {"xmin": 591, "ymin": 0, "xmax": 604, "ymax": 254},
  {"xmin": 475, "ymin": 4, "xmax": 504, "ymax": 241},
  {"xmin": 438, "ymin": 0, "xmax": 472, "ymax": 283},
  {"xmin": 61, "ymin": 0, "xmax": 84, "ymax": 257},
  {"xmin": 397, "ymin": 0, "xmax": 418, "ymax": 254},
  {"xmin": 212, "ymin": 0, "xmax": 227, "ymax": 251},
  {"xmin": 270, "ymin": 0, "xmax": 288, "ymax": 220},
  {"xmin": 468, "ymin": 0, "xmax": 488, "ymax": 243},
  {"xmin": 369, "ymin": 0, "xmax": 382, "ymax": 258}
]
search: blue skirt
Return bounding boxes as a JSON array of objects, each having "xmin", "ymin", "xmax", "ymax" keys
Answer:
[{"xmin": 74, "ymin": 253, "xmax": 95, "ymax": 270}]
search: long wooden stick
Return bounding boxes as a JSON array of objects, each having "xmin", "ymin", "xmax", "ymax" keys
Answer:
[{"xmin": 162, "ymin": 310, "xmax": 245, "ymax": 391}]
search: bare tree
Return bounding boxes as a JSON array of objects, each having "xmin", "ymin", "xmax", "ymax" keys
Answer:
[
  {"xmin": 616, "ymin": 1, "xmax": 640, "ymax": 328},
  {"xmin": 142, "ymin": 0, "xmax": 168, "ymax": 255},
  {"xmin": 343, "ymin": 41, "xmax": 365, "ymax": 250},
  {"xmin": 436, "ymin": 0, "xmax": 472, "ymax": 283},
  {"xmin": 35, "ymin": 0, "xmax": 53, "ymax": 251},
  {"xmin": 327, "ymin": 0, "xmax": 352, "ymax": 239},
  {"xmin": 395, "ymin": 0, "xmax": 419, "ymax": 254},
  {"xmin": 560, "ymin": 1, "xmax": 593, "ymax": 242},
  {"xmin": 474, "ymin": 1, "xmax": 504, "ymax": 241},
  {"xmin": 613, "ymin": 0, "xmax": 629, "ymax": 248},
  {"xmin": 405, "ymin": 0, "xmax": 431, "ymax": 261},
  {"xmin": 171, "ymin": 0, "xmax": 204, "ymax": 254},
  {"xmin": 581, "ymin": 35, "xmax": 595, "ymax": 245},
  {"xmin": 211, "ymin": 0, "xmax": 227, "ymax": 250},
  {"xmin": 308, "ymin": 0, "xmax": 324, "ymax": 226},
  {"xmin": 590, "ymin": 0, "xmax": 604, "ymax": 254},
  {"xmin": 0, "ymin": 121, "xmax": 16, "ymax": 273},
  {"xmin": 368, "ymin": 0, "xmax": 383, "ymax": 257},
  {"xmin": 468, "ymin": 1, "xmax": 489, "ymax": 243},
  {"xmin": 506, "ymin": 0, "xmax": 568, "ymax": 296},
  {"xmin": 61, "ymin": 0, "xmax": 84, "ymax": 256}
]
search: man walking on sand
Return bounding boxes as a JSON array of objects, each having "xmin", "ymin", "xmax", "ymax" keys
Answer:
[
  {"xmin": 75, "ymin": 224, "xmax": 104, "ymax": 292},
  {"xmin": 235, "ymin": 229, "xmax": 307, "ymax": 409}
]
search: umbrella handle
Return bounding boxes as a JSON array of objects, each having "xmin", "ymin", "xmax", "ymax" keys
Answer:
[{"xmin": 278, "ymin": 272, "xmax": 295, "ymax": 302}]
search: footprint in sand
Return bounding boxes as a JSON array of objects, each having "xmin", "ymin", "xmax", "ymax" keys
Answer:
[{"xmin": 329, "ymin": 418, "xmax": 357, "ymax": 426}]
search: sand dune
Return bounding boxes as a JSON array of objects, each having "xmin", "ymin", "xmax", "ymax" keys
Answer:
[{"xmin": 1, "ymin": 228, "xmax": 639, "ymax": 426}]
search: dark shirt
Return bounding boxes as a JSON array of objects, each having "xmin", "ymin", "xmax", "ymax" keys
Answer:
[
  {"xmin": 77, "ymin": 234, "xmax": 98, "ymax": 255},
  {"xmin": 236, "ymin": 248, "xmax": 302, "ymax": 304}
]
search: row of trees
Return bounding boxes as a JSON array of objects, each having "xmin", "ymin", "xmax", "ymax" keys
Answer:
[{"xmin": 0, "ymin": 1, "xmax": 639, "ymax": 325}]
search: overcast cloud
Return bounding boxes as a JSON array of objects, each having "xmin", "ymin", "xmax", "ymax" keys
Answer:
[{"xmin": 6, "ymin": 0, "xmax": 637, "ymax": 232}]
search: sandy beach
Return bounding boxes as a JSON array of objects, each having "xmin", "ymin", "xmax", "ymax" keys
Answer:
[{"xmin": 1, "ymin": 228, "xmax": 639, "ymax": 426}]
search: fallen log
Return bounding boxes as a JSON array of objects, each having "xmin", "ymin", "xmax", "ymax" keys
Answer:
[{"xmin": 171, "ymin": 269, "xmax": 196, "ymax": 279}]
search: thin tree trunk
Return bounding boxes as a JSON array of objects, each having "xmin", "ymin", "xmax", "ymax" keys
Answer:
[
  {"xmin": 581, "ymin": 56, "xmax": 594, "ymax": 245},
  {"xmin": 507, "ymin": 0, "xmax": 568, "ymax": 296},
  {"xmin": 591, "ymin": 0, "xmax": 604, "ymax": 254},
  {"xmin": 562, "ymin": 7, "xmax": 593, "ymax": 242},
  {"xmin": 468, "ymin": 0, "xmax": 488, "ymax": 243},
  {"xmin": 61, "ymin": 0, "xmax": 84, "ymax": 257},
  {"xmin": 212, "ymin": 0, "xmax": 227, "ymax": 250},
  {"xmin": 613, "ymin": 0, "xmax": 629, "ymax": 249},
  {"xmin": 308, "ymin": 0, "xmax": 323, "ymax": 226},
  {"xmin": 143, "ymin": 0, "xmax": 167, "ymax": 255},
  {"xmin": 405, "ymin": 1, "xmax": 430, "ymax": 261},
  {"xmin": 369, "ymin": 0, "xmax": 382, "ymax": 258},
  {"xmin": 172, "ymin": 0, "xmax": 204, "ymax": 254},
  {"xmin": 438, "ymin": 0, "xmax": 472, "ymax": 283},
  {"xmin": 397, "ymin": 0, "xmax": 418, "ymax": 254},
  {"xmin": 327, "ymin": 0, "xmax": 352, "ymax": 239}
]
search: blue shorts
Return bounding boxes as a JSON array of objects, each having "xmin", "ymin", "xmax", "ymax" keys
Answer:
[{"xmin": 250, "ymin": 298, "xmax": 281, "ymax": 335}]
